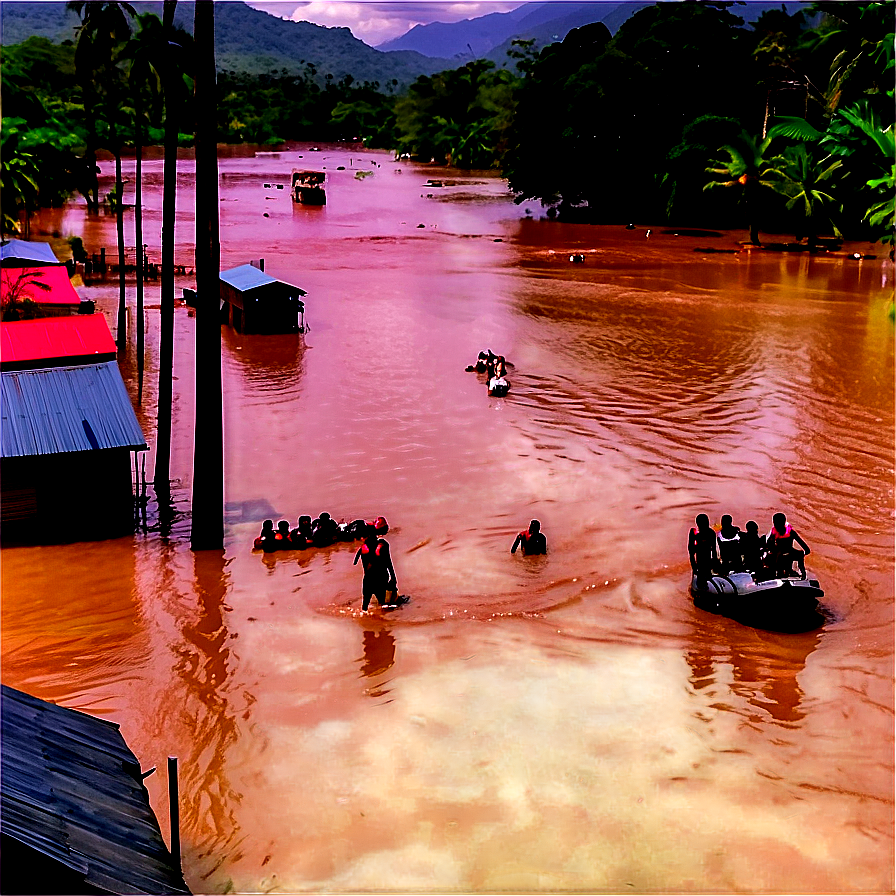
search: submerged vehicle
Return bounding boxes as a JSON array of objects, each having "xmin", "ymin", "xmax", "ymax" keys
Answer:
[
  {"xmin": 291, "ymin": 169, "xmax": 326, "ymax": 205},
  {"xmin": 691, "ymin": 570, "xmax": 824, "ymax": 631}
]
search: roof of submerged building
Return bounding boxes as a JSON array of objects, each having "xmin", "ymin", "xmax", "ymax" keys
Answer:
[
  {"xmin": 0, "ymin": 684, "xmax": 191, "ymax": 895},
  {"xmin": 1, "ymin": 315, "xmax": 117, "ymax": 369},
  {"xmin": 0, "ymin": 239, "xmax": 63, "ymax": 267},
  {"xmin": 1, "ymin": 265, "xmax": 82, "ymax": 306},
  {"xmin": 1, "ymin": 362, "xmax": 147, "ymax": 458},
  {"xmin": 220, "ymin": 264, "xmax": 306, "ymax": 295}
]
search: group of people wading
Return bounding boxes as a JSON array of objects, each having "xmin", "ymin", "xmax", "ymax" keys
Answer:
[
  {"xmin": 255, "ymin": 512, "xmax": 548, "ymax": 612},
  {"xmin": 689, "ymin": 512, "xmax": 811, "ymax": 583},
  {"xmin": 466, "ymin": 349, "xmax": 510, "ymax": 396},
  {"xmin": 254, "ymin": 512, "xmax": 383, "ymax": 552}
]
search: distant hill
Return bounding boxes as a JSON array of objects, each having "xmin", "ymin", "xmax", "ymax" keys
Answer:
[
  {"xmin": 380, "ymin": 0, "xmax": 820, "ymax": 65},
  {"xmin": 0, "ymin": 1, "xmax": 451, "ymax": 86}
]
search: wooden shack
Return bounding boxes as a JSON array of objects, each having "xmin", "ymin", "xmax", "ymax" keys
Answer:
[
  {"xmin": 0, "ymin": 316, "xmax": 146, "ymax": 542},
  {"xmin": 1, "ymin": 684, "xmax": 191, "ymax": 895},
  {"xmin": 219, "ymin": 263, "xmax": 306, "ymax": 334}
]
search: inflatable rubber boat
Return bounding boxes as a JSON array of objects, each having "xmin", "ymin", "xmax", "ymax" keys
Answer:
[
  {"xmin": 691, "ymin": 570, "xmax": 824, "ymax": 630},
  {"xmin": 488, "ymin": 376, "xmax": 510, "ymax": 396}
]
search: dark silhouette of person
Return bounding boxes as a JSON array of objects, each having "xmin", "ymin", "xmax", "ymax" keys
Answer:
[
  {"xmin": 273, "ymin": 520, "xmax": 291, "ymax": 550},
  {"xmin": 688, "ymin": 513, "xmax": 719, "ymax": 582},
  {"xmin": 511, "ymin": 519, "xmax": 547, "ymax": 555},
  {"xmin": 254, "ymin": 519, "xmax": 275, "ymax": 551},
  {"xmin": 290, "ymin": 515, "xmax": 313, "ymax": 547},
  {"xmin": 311, "ymin": 511, "xmax": 339, "ymax": 547},
  {"xmin": 717, "ymin": 514, "xmax": 743, "ymax": 574},
  {"xmin": 353, "ymin": 523, "xmax": 397, "ymax": 611},
  {"xmin": 739, "ymin": 520, "xmax": 766, "ymax": 575},
  {"xmin": 765, "ymin": 512, "xmax": 811, "ymax": 578}
]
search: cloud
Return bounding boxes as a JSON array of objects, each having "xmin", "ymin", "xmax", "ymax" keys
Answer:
[{"xmin": 247, "ymin": 1, "xmax": 525, "ymax": 45}]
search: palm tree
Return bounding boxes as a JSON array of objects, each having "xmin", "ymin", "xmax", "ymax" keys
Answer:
[
  {"xmin": 765, "ymin": 144, "xmax": 843, "ymax": 248},
  {"xmin": 124, "ymin": 13, "xmax": 166, "ymax": 402},
  {"xmin": 190, "ymin": 0, "xmax": 223, "ymax": 551},
  {"xmin": 704, "ymin": 131, "xmax": 779, "ymax": 245},
  {"xmin": 0, "ymin": 122, "xmax": 40, "ymax": 237},
  {"xmin": 70, "ymin": 1, "xmax": 135, "ymax": 350},
  {"xmin": 154, "ymin": 0, "xmax": 191, "ymax": 525}
]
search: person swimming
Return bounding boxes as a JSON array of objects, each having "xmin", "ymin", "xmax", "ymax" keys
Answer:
[{"xmin": 254, "ymin": 519, "xmax": 275, "ymax": 551}]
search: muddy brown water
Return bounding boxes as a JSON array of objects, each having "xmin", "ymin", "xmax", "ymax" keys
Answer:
[{"xmin": 2, "ymin": 145, "xmax": 893, "ymax": 893}]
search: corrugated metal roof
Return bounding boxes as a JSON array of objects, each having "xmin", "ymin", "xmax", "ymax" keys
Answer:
[
  {"xmin": 1, "ymin": 362, "xmax": 147, "ymax": 458},
  {"xmin": 1, "ymin": 315, "xmax": 117, "ymax": 368},
  {"xmin": 1, "ymin": 684, "xmax": 191, "ymax": 895},
  {"xmin": 0, "ymin": 239, "xmax": 62, "ymax": 267},
  {"xmin": 1, "ymin": 266, "xmax": 81, "ymax": 306},
  {"xmin": 220, "ymin": 263, "xmax": 306, "ymax": 295}
]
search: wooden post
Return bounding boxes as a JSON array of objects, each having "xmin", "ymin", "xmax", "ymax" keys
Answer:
[{"xmin": 168, "ymin": 756, "xmax": 180, "ymax": 868}]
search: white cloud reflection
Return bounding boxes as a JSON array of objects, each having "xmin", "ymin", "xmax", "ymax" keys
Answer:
[{"xmin": 246, "ymin": 1, "xmax": 527, "ymax": 45}]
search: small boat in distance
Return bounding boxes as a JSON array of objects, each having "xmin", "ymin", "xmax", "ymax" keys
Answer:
[{"xmin": 291, "ymin": 169, "xmax": 326, "ymax": 205}]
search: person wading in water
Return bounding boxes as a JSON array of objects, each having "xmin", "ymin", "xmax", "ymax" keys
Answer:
[{"xmin": 353, "ymin": 520, "xmax": 398, "ymax": 611}]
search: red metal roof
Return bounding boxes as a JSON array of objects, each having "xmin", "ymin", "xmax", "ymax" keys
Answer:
[
  {"xmin": 1, "ymin": 266, "xmax": 81, "ymax": 306},
  {"xmin": 1, "ymin": 315, "xmax": 117, "ymax": 368}
]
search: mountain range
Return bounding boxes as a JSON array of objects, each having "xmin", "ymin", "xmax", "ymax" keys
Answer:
[{"xmin": 1, "ymin": 1, "xmax": 817, "ymax": 84}]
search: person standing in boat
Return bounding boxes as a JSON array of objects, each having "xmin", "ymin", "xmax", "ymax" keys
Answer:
[
  {"xmin": 688, "ymin": 514, "xmax": 719, "ymax": 582},
  {"xmin": 717, "ymin": 514, "xmax": 744, "ymax": 574},
  {"xmin": 511, "ymin": 520, "xmax": 547, "ymax": 555},
  {"xmin": 765, "ymin": 512, "xmax": 811, "ymax": 579},
  {"xmin": 353, "ymin": 521, "xmax": 398, "ymax": 611}
]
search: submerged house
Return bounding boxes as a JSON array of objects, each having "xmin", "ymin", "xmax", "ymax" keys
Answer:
[
  {"xmin": 0, "ymin": 239, "xmax": 83, "ymax": 319},
  {"xmin": 1, "ymin": 265, "xmax": 83, "ymax": 318},
  {"xmin": 1, "ymin": 684, "xmax": 190, "ymax": 895},
  {"xmin": 0, "ymin": 315, "xmax": 146, "ymax": 541},
  {"xmin": 219, "ymin": 263, "xmax": 306, "ymax": 334}
]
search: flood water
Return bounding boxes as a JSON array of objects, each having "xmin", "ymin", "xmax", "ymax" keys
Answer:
[{"xmin": 2, "ymin": 144, "xmax": 893, "ymax": 894}]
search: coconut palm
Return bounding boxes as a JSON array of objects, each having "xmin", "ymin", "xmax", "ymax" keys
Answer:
[
  {"xmin": 190, "ymin": 0, "xmax": 223, "ymax": 550},
  {"xmin": 70, "ymin": 1, "xmax": 135, "ymax": 350},
  {"xmin": 704, "ymin": 131, "xmax": 779, "ymax": 245},
  {"xmin": 123, "ymin": 12, "xmax": 167, "ymax": 402},
  {"xmin": 765, "ymin": 144, "xmax": 843, "ymax": 248},
  {"xmin": 154, "ymin": 0, "xmax": 192, "ymax": 525}
]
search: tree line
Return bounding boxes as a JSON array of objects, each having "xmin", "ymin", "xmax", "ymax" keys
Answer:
[{"xmin": 2, "ymin": 0, "xmax": 893, "ymax": 246}]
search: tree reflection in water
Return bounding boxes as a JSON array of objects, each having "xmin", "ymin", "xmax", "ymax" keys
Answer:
[{"xmin": 172, "ymin": 550, "xmax": 250, "ymax": 877}]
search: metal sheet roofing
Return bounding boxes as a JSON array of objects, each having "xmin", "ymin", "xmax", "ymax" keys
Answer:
[
  {"xmin": 0, "ymin": 239, "xmax": 62, "ymax": 267},
  {"xmin": 1, "ymin": 315, "xmax": 117, "ymax": 368},
  {"xmin": 1, "ymin": 362, "xmax": 147, "ymax": 458},
  {"xmin": 1, "ymin": 684, "xmax": 191, "ymax": 895},
  {"xmin": 1, "ymin": 266, "xmax": 81, "ymax": 306},
  {"xmin": 220, "ymin": 263, "xmax": 306, "ymax": 295}
]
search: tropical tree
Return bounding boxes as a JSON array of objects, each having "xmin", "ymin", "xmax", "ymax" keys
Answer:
[
  {"xmin": 765, "ymin": 143, "xmax": 843, "ymax": 248},
  {"xmin": 123, "ymin": 12, "xmax": 167, "ymax": 401},
  {"xmin": 704, "ymin": 131, "xmax": 780, "ymax": 245},
  {"xmin": 191, "ymin": 0, "xmax": 223, "ymax": 551},
  {"xmin": 70, "ymin": 0, "xmax": 136, "ymax": 349},
  {"xmin": 807, "ymin": 1, "xmax": 895, "ymax": 112},
  {"xmin": 0, "ymin": 121, "xmax": 41, "ymax": 236},
  {"xmin": 154, "ymin": 0, "xmax": 188, "ymax": 523}
]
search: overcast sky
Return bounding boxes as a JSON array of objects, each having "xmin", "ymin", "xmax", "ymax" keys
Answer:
[{"xmin": 246, "ymin": 1, "xmax": 528, "ymax": 46}]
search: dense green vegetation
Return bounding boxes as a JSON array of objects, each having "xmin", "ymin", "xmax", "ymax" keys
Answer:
[{"xmin": 2, "ymin": 1, "xmax": 893, "ymax": 244}]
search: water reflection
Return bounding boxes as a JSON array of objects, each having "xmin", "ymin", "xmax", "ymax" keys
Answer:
[
  {"xmin": 221, "ymin": 327, "xmax": 306, "ymax": 393},
  {"xmin": 359, "ymin": 628, "xmax": 396, "ymax": 678},
  {"xmin": 172, "ymin": 550, "xmax": 246, "ymax": 876},
  {"xmin": 686, "ymin": 612, "xmax": 821, "ymax": 726}
]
